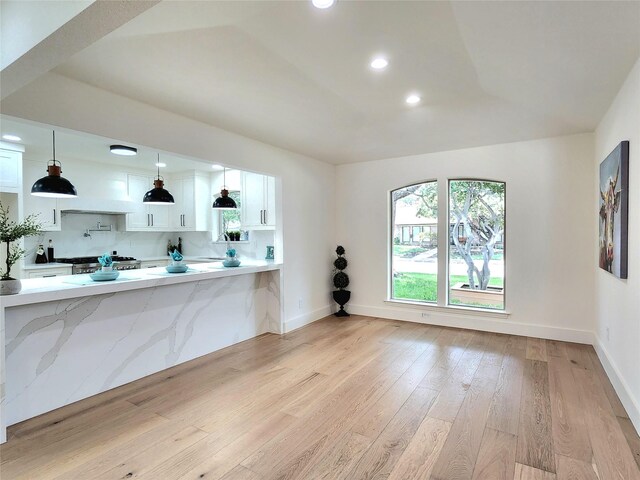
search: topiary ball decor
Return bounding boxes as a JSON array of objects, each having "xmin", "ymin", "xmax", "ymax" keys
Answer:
[
  {"xmin": 332, "ymin": 245, "xmax": 350, "ymax": 317},
  {"xmin": 333, "ymin": 256, "xmax": 347, "ymax": 271},
  {"xmin": 333, "ymin": 271, "xmax": 349, "ymax": 289}
]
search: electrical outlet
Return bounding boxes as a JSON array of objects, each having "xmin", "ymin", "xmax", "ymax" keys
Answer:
[
  {"xmin": 606, "ymin": 327, "xmax": 610, "ymax": 341},
  {"xmin": 421, "ymin": 312, "xmax": 430, "ymax": 318},
  {"xmin": 298, "ymin": 299, "xmax": 303, "ymax": 310}
]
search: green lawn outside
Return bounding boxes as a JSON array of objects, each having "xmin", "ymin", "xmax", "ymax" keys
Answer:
[
  {"xmin": 392, "ymin": 245, "xmax": 503, "ymax": 261},
  {"xmin": 392, "ymin": 272, "xmax": 503, "ymax": 304},
  {"xmin": 392, "ymin": 245, "xmax": 429, "ymax": 257}
]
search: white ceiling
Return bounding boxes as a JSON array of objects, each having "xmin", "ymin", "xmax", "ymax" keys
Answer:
[{"xmin": 41, "ymin": 1, "xmax": 640, "ymax": 164}]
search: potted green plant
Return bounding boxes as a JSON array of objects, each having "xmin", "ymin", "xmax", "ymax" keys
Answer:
[
  {"xmin": 1, "ymin": 202, "xmax": 43, "ymax": 295},
  {"xmin": 332, "ymin": 245, "xmax": 350, "ymax": 317}
]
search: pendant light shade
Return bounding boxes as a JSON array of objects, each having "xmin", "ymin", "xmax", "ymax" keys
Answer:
[
  {"xmin": 212, "ymin": 168, "xmax": 237, "ymax": 209},
  {"xmin": 143, "ymin": 155, "xmax": 174, "ymax": 204},
  {"xmin": 31, "ymin": 131, "xmax": 78, "ymax": 198}
]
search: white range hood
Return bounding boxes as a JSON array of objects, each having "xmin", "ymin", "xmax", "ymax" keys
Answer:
[{"xmin": 58, "ymin": 198, "xmax": 135, "ymax": 215}]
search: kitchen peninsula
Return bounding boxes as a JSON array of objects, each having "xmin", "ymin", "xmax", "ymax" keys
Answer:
[{"xmin": 0, "ymin": 260, "xmax": 282, "ymax": 442}]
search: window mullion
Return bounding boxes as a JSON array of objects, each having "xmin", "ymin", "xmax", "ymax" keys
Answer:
[{"xmin": 437, "ymin": 178, "xmax": 448, "ymax": 307}]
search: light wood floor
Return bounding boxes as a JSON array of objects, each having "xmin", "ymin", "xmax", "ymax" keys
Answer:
[{"xmin": 1, "ymin": 315, "xmax": 639, "ymax": 480}]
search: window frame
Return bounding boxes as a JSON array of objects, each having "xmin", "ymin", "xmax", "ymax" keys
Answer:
[
  {"xmin": 388, "ymin": 177, "xmax": 507, "ymax": 313},
  {"xmin": 388, "ymin": 179, "xmax": 439, "ymax": 304},
  {"xmin": 446, "ymin": 178, "xmax": 506, "ymax": 311}
]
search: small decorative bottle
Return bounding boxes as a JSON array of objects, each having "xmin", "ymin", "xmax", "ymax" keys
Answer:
[
  {"xmin": 47, "ymin": 239, "xmax": 55, "ymax": 263},
  {"xmin": 177, "ymin": 237, "xmax": 182, "ymax": 254}
]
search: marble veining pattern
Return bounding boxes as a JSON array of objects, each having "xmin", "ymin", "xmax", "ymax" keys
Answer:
[{"xmin": 4, "ymin": 271, "xmax": 280, "ymax": 426}]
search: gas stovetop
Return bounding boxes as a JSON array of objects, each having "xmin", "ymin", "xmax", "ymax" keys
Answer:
[
  {"xmin": 56, "ymin": 256, "xmax": 141, "ymax": 274},
  {"xmin": 56, "ymin": 256, "xmax": 137, "ymax": 265}
]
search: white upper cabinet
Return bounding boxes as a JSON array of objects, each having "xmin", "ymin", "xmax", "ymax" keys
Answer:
[
  {"xmin": 125, "ymin": 174, "xmax": 171, "ymax": 231},
  {"xmin": 22, "ymin": 160, "xmax": 61, "ymax": 231},
  {"xmin": 0, "ymin": 147, "xmax": 22, "ymax": 193},
  {"xmin": 241, "ymin": 172, "xmax": 276, "ymax": 230},
  {"xmin": 170, "ymin": 173, "xmax": 211, "ymax": 232}
]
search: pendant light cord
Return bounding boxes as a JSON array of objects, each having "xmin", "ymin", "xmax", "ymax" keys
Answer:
[{"xmin": 52, "ymin": 131, "xmax": 57, "ymax": 165}]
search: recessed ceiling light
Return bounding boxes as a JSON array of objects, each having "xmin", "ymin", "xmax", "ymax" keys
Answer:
[
  {"xmin": 155, "ymin": 162, "xmax": 166, "ymax": 168},
  {"xmin": 110, "ymin": 144, "xmax": 137, "ymax": 156},
  {"xmin": 405, "ymin": 94, "xmax": 421, "ymax": 105},
  {"xmin": 2, "ymin": 134, "xmax": 21, "ymax": 142},
  {"xmin": 370, "ymin": 58, "xmax": 388, "ymax": 70},
  {"xmin": 312, "ymin": 0, "xmax": 335, "ymax": 9}
]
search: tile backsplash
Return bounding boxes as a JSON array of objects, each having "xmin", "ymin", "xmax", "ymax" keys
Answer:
[{"xmin": 24, "ymin": 213, "xmax": 274, "ymax": 262}]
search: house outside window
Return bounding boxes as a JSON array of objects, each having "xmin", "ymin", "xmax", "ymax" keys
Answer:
[
  {"xmin": 390, "ymin": 179, "xmax": 505, "ymax": 310},
  {"xmin": 391, "ymin": 181, "xmax": 438, "ymax": 303}
]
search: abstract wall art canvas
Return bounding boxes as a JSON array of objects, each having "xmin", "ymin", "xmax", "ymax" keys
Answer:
[{"xmin": 599, "ymin": 141, "xmax": 629, "ymax": 279}]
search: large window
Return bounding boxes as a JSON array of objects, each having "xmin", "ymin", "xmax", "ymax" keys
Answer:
[
  {"xmin": 390, "ymin": 179, "xmax": 505, "ymax": 310},
  {"xmin": 391, "ymin": 181, "xmax": 438, "ymax": 303},
  {"xmin": 448, "ymin": 180, "xmax": 505, "ymax": 310}
]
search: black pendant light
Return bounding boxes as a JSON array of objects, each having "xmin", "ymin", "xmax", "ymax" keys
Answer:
[
  {"xmin": 212, "ymin": 167, "xmax": 237, "ymax": 209},
  {"xmin": 31, "ymin": 131, "xmax": 78, "ymax": 198},
  {"xmin": 143, "ymin": 155, "xmax": 174, "ymax": 204}
]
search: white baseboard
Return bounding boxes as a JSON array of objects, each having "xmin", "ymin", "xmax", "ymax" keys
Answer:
[
  {"xmin": 284, "ymin": 305, "xmax": 332, "ymax": 333},
  {"xmin": 348, "ymin": 303, "xmax": 595, "ymax": 344},
  {"xmin": 593, "ymin": 336, "xmax": 640, "ymax": 433}
]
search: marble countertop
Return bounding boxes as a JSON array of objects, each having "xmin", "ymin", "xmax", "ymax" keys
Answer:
[
  {"xmin": 23, "ymin": 256, "xmax": 217, "ymax": 269},
  {"xmin": 2, "ymin": 260, "xmax": 282, "ymax": 308},
  {"xmin": 138, "ymin": 256, "xmax": 222, "ymax": 262}
]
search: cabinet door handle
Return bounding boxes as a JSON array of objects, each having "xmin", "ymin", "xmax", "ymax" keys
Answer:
[
  {"xmin": 151, "ymin": 214, "xmax": 154, "ymax": 226},
  {"xmin": 147, "ymin": 213, "xmax": 150, "ymax": 226},
  {"xmin": 263, "ymin": 210, "xmax": 267, "ymax": 225},
  {"xmin": 42, "ymin": 274, "xmax": 56, "ymax": 278},
  {"xmin": 53, "ymin": 208, "xmax": 57, "ymax": 225}
]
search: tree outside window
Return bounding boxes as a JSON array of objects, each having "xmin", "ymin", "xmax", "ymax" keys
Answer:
[
  {"xmin": 390, "ymin": 179, "xmax": 505, "ymax": 310},
  {"xmin": 391, "ymin": 181, "xmax": 438, "ymax": 303},
  {"xmin": 448, "ymin": 180, "xmax": 505, "ymax": 309}
]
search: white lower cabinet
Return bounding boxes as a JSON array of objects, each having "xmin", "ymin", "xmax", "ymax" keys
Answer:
[{"xmin": 27, "ymin": 266, "xmax": 72, "ymax": 278}]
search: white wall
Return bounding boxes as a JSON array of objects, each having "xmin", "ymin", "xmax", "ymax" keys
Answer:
[
  {"xmin": 336, "ymin": 133, "xmax": 596, "ymax": 342},
  {"xmin": 594, "ymin": 57, "xmax": 640, "ymax": 431},
  {"xmin": 1, "ymin": 73, "xmax": 336, "ymax": 330}
]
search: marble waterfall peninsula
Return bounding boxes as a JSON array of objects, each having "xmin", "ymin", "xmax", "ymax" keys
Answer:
[{"xmin": 0, "ymin": 261, "xmax": 281, "ymax": 440}]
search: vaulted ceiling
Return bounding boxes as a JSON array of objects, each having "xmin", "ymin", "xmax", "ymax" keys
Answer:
[{"xmin": 16, "ymin": 1, "xmax": 640, "ymax": 163}]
